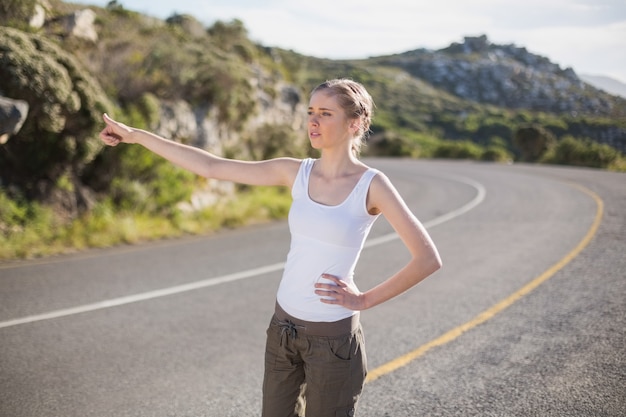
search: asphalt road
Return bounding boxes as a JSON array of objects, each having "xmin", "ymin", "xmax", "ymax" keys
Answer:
[{"xmin": 0, "ymin": 159, "xmax": 624, "ymax": 417}]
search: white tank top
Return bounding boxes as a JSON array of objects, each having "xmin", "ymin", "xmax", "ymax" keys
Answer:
[{"xmin": 276, "ymin": 158, "xmax": 381, "ymax": 322}]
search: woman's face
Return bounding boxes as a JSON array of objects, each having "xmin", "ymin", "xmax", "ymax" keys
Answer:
[{"xmin": 307, "ymin": 91, "xmax": 355, "ymax": 151}]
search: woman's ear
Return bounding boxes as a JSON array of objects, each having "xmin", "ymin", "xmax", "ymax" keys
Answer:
[{"xmin": 349, "ymin": 119, "xmax": 361, "ymax": 135}]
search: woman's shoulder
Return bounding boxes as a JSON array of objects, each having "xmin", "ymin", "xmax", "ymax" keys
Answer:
[
  {"xmin": 367, "ymin": 169, "xmax": 396, "ymax": 196},
  {"xmin": 356, "ymin": 162, "xmax": 384, "ymax": 180},
  {"xmin": 266, "ymin": 157, "xmax": 307, "ymax": 187},
  {"xmin": 366, "ymin": 169, "xmax": 405, "ymax": 215}
]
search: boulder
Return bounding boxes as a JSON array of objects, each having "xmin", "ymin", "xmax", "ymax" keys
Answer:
[
  {"xmin": 0, "ymin": 97, "xmax": 29, "ymax": 145},
  {"xmin": 29, "ymin": 4, "xmax": 46, "ymax": 29},
  {"xmin": 63, "ymin": 9, "xmax": 98, "ymax": 42}
]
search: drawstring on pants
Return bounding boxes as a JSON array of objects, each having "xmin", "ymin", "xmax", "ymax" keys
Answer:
[{"xmin": 277, "ymin": 319, "xmax": 305, "ymax": 345}]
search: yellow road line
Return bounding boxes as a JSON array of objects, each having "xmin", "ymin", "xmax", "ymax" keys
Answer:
[{"xmin": 366, "ymin": 183, "xmax": 604, "ymax": 383}]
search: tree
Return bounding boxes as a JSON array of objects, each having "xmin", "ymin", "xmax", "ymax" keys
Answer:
[{"xmin": 513, "ymin": 125, "xmax": 555, "ymax": 162}]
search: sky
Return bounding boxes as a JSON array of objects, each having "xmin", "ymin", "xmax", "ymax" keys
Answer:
[{"xmin": 76, "ymin": 0, "xmax": 626, "ymax": 83}]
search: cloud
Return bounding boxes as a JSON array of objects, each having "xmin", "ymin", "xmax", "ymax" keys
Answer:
[{"xmin": 507, "ymin": 20, "xmax": 626, "ymax": 80}]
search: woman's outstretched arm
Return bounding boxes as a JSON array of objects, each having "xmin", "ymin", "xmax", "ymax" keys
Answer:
[{"xmin": 99, "ymin": 113, "xmax": 300, "ymax": 187}]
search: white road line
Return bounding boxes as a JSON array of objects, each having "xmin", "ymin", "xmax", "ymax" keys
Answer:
[
  {"xmin": 0, "ymin": 176, "xmax": 486, "ymax": 329},
  {"xmin": 366, "ymin": 175, "xmax": 486, "ymax": 247},
  {"xmin": 0, "ymin": 263, "xmax": 286, "ymax": 329}
]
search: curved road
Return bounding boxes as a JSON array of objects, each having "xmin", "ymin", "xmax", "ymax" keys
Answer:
[{"xmin": 0, "ymin": 160, "xmax": 624, "ymax": 417}]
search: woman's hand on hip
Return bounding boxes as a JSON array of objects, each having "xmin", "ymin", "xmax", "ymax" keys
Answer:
[{"xmin": 314, "ymin": 274, "xmax": 367, "ymax": 311}]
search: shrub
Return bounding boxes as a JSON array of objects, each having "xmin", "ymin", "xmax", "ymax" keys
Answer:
[
  {"xmin": 366, "ymin": 131, "xmax": 417, "ymax": 157},
  {"xmin": 106, "ymin": 144, "xmax": 196, "ymax": 214},
  {"xmin": 0, "ymin": 0, "xmax": 37, "ymax": 28},
  {"xmin": 481, "ymin": 146, "xmax": 513, "ymax": 162},
  {"xmin": 542, "ymin": 136, "xmax": 622, "ymax": 169},
  {"xmin": 244, "ymin": 123, "xmax": 309, "ymax": 160},
  {"xmin": 433, "ymin": 140, "xmax": 483, "ymax": 159},
  {"xmin": 0, "ymin": 27, "xmax": 113, "ymax": 202},
  {"xmin": 513, "ymin": 125, "xmax": 556, "ymax": 162}
]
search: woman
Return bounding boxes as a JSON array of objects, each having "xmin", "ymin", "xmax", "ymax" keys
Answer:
[{"xmin": 99, "ymin": 78, "xmax": 442, "ymax": 417}]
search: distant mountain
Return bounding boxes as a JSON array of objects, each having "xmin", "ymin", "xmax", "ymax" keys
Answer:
[{"xmin": 579, "ymin": 74, "xmax": 626, "ymax": 99}]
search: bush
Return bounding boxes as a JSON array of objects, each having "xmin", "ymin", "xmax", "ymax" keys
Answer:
[
  {"xmin": 0, "ymin": 0, "xmax": 37, "ymax": 28},
  {"xmin": 513, "ymin": 125, "xmax": 556, "ymax": 162},
  {"xmin": 0, "ymin": 188, "xmax": 59, "ymax": 259},
  {"xmin": 542, "ymin": 136, "xmax": 622, "ymax": 169},
  {"xmin": 433, "ymin": 140, "xmax": 483, "ymax": 159},
  {"xmin": 244, "ymin": 123, "xmax": 309, "ymax": 160},
  {"xmin": 0, "ymin": 27, "xmax": 113, "ymax": 202},
  {"xmin": 481, "ymin": 146, "xmax": 513, "ymax": 162},
  {"xmin": 106, "ymin": 144, "xmax": 196, "ymax": 214},
  {"xmin": 365, "ymin": 131, "xmax": 417, "ymax": 157}
]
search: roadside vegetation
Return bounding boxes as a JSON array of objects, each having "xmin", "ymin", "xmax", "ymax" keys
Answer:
[{"xmin": 0, "ymin": 185, "xmax": 292, "ymax": 260}]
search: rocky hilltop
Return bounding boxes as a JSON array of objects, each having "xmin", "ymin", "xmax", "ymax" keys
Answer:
[{"xmin": 374, "ymin": 35, "xmax": 621, "ymax": 116}]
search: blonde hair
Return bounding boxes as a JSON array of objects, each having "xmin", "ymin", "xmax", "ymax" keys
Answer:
[{"xmin": 311, "ymin": 79, "xmax": 374, "ymax": 155}]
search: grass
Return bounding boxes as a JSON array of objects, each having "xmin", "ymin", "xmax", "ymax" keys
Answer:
[{"xmin": 0, "ymin": 186, "xmax": 292, "ymax": 261}]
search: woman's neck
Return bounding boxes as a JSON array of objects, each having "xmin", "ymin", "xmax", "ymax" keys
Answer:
[{"xmin": 316, "ymin": 150, "xmax": 363, "ymax": 179}]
